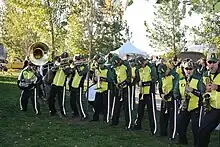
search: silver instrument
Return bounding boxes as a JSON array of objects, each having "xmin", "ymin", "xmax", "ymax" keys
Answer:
[
  {"xmin": 203, "ymin": 71, "xmax": 212, "ymax": 113},
  {"xmin": 29, "ymin": 42, "xmax": 49, "ymax": 66},
  {"xmin": 179, "ymin": 76, "xmax": 191, "ymax": 111}
]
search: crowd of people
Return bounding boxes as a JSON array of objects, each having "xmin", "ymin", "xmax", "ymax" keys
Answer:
[{"xmin": 17, "ymin": 51, "xmax": 220, "ymax": 147}]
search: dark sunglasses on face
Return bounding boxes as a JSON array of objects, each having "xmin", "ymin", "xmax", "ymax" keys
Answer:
[
  {"xmin": 208, "ymin": 61, "xmax": 217, "ymax": 64},
  {"xmin": 185, "ymin": 68, "xmax": 193, "ymax": 70}
]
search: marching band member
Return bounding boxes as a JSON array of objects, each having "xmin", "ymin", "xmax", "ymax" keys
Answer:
[
  {"xmin": 158, "ymin": 61, "xmax": 178, "ymax": 142},
  {"xmin": 197, "ymin": 53, "xmax": 220, "ymax": 147},
  {"xmin": 173, "ymin": 61, "xmax": 204, "ymax": 145},
  {"xmin": 69, "ymin": 54, "xmax": 88, "ymax": 119},
  {"xmin": 110, "ymin": 55, "xmax": 132, "ymax": 130},
  {"xmin": 91, "ymin": 58, "xmax": 111, "ymax": 122},
  {"xmin": 196, "ymin": 57, "xmax": 207, "ymax": 76},
  {"xmin": 105, "ymin": 53, "xmax": 117, "ymax": 120},
  {"xmin": 48, "ymin": 52, "xmax": 71, "ymax": 117},
  {"xmin": 133, "ymin": 56, "xmax": 158, "ymax": 135},
  {"xmin": 18, "ymin": 61, "xmax": 41, "ymax": 115}
]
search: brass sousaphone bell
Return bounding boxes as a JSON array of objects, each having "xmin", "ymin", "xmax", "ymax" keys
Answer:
[{"xmin": 29, "ymin": 42, "xmax": 49, "ymax": 66}]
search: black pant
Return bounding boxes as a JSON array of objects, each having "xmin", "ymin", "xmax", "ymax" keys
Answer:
[
  {"xmin": 129, "ymin": 85, "xmax": 136, "ymax": 110},
  {"xmin": 196, "ymin": 108, "xmax": 220, "ymax": 147},
  {"xmin": 20, "ymin": 88, "xmax": 40, "ymax": 114},
  {"xmin": 48, "ymin": 85, "xmax": 66, "ymax": 115},
  {"xmin": 93, "ymin": 91, "xmax": 108, "ymax": 121},
  {"xmin": 177, "ymin": 108, "xmax": 200, "ymax": 145},
  {"xmin": 110, "ymin": 86, "xmax": 116, "ymax": 119},
  {"xmin": 135, "ymin": 94, "xmax": 157, "ymax": 135},
  {"xmin": 159, "ymin": 99, "xmax": 177, "ymax": 139},
  {"xmin": 70, "ymin": 87, "xmax": 86, "ymax": 118},
  {"xmin": 70, "ymin": 87, "xmax": 79, "ymax": 116},
  {"xmin": 130, "ymin": 85, "xmax": 136, "ymax": 124},
  {"xmin": 112, "ymin": 87, "xmax": 132, "ymax": 128}
]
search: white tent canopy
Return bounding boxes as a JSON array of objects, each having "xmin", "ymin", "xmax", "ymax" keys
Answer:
[
  {"xmin": 186, "ymin": 44, "xmax": 209, "ymax": 52},
  {"xmin": 111, "ymin": 41, "xmax": 147, "ymax": 58}
]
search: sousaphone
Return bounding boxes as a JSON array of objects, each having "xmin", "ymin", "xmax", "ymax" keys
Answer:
[{"xmin": 29, "ymin": 42, "xmax": 49, "ymax": 66}]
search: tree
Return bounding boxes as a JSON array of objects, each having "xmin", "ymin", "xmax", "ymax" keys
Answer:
[
  {"xmin": 145, "ymin": 0, "xmax": 187, "ymax": 56},
  {"xmin": 188, "ymin": 0, "xmax": 220, "ymax": 54},
  {"xmin": 69, "ymin": 0, "xmax": 128, "ymax": 57},
  {"xmin": 1, "ymin": 0, "xmax": 128, "ymax": 60}
]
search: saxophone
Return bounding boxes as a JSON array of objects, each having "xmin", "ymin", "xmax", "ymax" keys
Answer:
[
  {"xmin": 202, "ymin": 71, "xmax": 212, "ymax": 113},
  {"xmin": 179, "ymin": 76, "xmax": 191, "ymax": 111}
]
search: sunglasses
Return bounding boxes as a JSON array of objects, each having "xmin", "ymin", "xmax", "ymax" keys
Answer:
[
  {"xmin": 208, "ymin": 61, "xmax": 217, "ymax": 64},
  {"xmin": 185, "ymin": 68, "xmax": 193, "ymax": 70}
]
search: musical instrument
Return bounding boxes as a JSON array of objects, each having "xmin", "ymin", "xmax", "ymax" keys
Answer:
[
  {"xmin": 19, "ymin": 71, "xmax": 38, "ymax": 89},
  {"xmin": 29, "ymin": 42, "xmax": 49, "ymax": 66},
  {"xmin": 203, "ymin": 71, "xmax": 212, "ymax": 113},
  {"xmin": 179, "ymin": 76, "xmax": 191, "ymax": 111},
  {"xmin": 19, "ymin": 42, "xmax": 49, "ymax": 89}
]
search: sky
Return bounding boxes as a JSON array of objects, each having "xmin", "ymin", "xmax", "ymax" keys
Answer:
[{"xmin": 124, "ymin": 0, "xmax": 202, "ymax": 55}]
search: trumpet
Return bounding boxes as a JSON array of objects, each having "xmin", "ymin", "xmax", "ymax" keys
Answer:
[{"xmin": 74, "ymin": 60, "xmax": 89, "ymax": 66}]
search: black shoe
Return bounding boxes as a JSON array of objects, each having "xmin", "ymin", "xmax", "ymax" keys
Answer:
[
  {"xmin": 35, "ymin": 111, "xmax": 41, "ymax": 115},
  {"xmin": 72, "ymin": 113, "xmax": 79, "ymax": 118},
  {"xmin": 49, "ymin": 111, "xmax": 57, "ymax": 116},
  {"xmin": 21, "ymin": 109, "xmax": 27, "ymax": 112},
  {"xmin": 103, "ymin": 120, "xmax": 108, "ymax": 124},
  {"xmin": 132, "ymin": 125, "xmax": 142, "ymax": 130},
  {"xmin": 81, "ymin": 116, "xmax": 88, "ymax": 121},
  {"xmin": 168, "ymin": 138, "xmax": 177, "ymax": 144},
  {"xmin": 89, "ymin": 119, "xmax": 99, "ymax": 122},
  {"xmin": 124, "ymin": 126, "xmax": 132, "ymax": 131}
]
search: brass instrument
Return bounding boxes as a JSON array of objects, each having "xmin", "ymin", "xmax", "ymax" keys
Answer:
[
  {"xmin": 20, "ymin": 42, "xmax": 49, "ymax": 88},
  {"xmin": 179, "ymin": 76, "xmax": 191, "ymax": 111},
  {"xmin": 29, "ymin": 42, "xmax": 49, "ymax": 66},
  {"xmin": 203, "ymin": 71, "xmax": 212, "ymax": 113},
  {"xmin": 19, "ymin": 72, "xmax": 38, "ymax": 89},
  {"xmin": 74, "ymin": 60, "xmax": 89, "ymax": 66}
]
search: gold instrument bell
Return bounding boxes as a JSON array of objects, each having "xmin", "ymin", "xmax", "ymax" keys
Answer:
[{"xmin": 29, "ymin": 42, "xmax": 49, "ymax": 66}]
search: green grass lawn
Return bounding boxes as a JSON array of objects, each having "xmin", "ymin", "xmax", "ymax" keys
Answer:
[{"xmin": 0, "ymin": 73, "xmax": 219, "ymax": 147}]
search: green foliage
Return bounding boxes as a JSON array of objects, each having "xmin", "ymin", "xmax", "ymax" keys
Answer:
[
  {"xmin": 0, "ymin": 0, "xmax": 128, "ymax": 60},
  {"xmin": 145, "ymin": 0, "xmax": 187, "ymax": 56},
  {"xmin": 190, "ymin": 0, "xmax": 220, "ymax": 53},
  {"xmin": 70, "ymin": 0, "xmax": 127, "ymax": 57}
]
